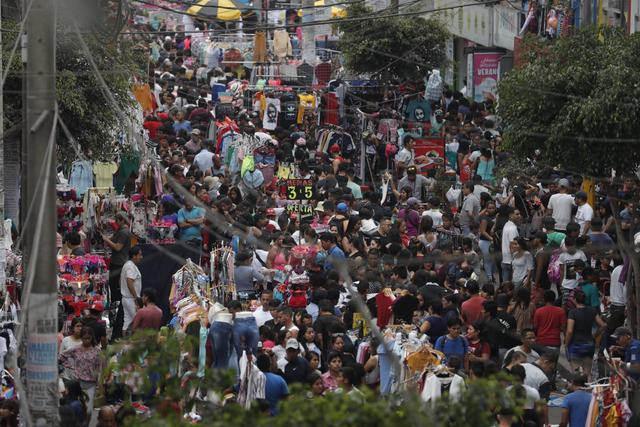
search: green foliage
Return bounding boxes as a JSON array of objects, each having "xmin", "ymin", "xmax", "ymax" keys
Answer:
[
  {"xmin": 336, "ymin": 4, "xmax": 449, "ymax": 80},
  {"xmin": 55, "ymin": 30, "xmax": 147, "ymax": 165},
  {"xmin": 1, "ymin": 21, "xmax": 147, "ymax": 164},
  {"xmin": 113, "ymin": 332, "xmax": 522, "ymax": 427},
  {"xmin": 498, "ymin": 26, "xmax": 640, "ymax": 177}
]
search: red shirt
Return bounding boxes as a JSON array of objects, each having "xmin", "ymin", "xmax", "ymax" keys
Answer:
[
  {"xmin": 131, "ymin": 305, "xmax": 163, "ymax": 332},
  {"xmin": 468, "ymin": 340, "xmax": 491, "ymax": 358},
  {"xmin": 533, "ymin": 305, "xmax": 567, "ymax": 346},
  {"xmin": 461, "ymin": 295, "xmax": 486, "ymax": 326},
  {"xmin": 144, "ymin": 121, "xmax": 163, "ymax": 139}
]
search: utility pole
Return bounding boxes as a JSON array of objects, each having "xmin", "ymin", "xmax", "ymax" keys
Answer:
[
  {"xmin": 0, "ymin": 0, "xmax": 5, "ymax": 287},
  {"xmin": 23, "ymin": 0, "xmax": 59, "ymax": 424}
]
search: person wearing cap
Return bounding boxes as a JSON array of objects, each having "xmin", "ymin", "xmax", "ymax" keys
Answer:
[
  {"xmin": 283, "ymin": 338, "xmax": 310, "ymax": 385},
  {"xmin": 430, "ymin": 109, "xmax": 445, "ymax": 136},
  {"xmin": 547, "ymin": 178, "xmax": 573, "ymax": 232},
  {"xmin": 398, "ymin": 165, "xmax": 432, "ymax": 200},
  {"xmin": 574, "ymin": 190, "xmax": 593, "ymax": 236},
  {"xmin": 609, "ymin": 327, "xmax": 640, "ymax": 378},
  {"xmin": 184, "ymin": 128, "xmax": 203, "ymax": 155}
]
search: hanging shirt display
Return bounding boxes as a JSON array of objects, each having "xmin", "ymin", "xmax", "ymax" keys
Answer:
[
  {"xmin": 93, "ymin": 161, "xmax": 117, "ymax": 188},
  {"xmin": 405, "ymin": 98, "xmax": 431, "ymax": 123},
  {"xmin": 263, "ymin": 98, "xmax": 281, "ymax": 131},
  {"xmin": 69, "ymin": 160, "xmax": 94, "ymax": 196},
  {"xmin": 279, "ymin": 92, "xmax": 298, "ymax": 129}
]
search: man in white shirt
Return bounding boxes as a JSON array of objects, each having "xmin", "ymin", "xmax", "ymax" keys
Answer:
[
  {"xmin": 606, "ymin": 264, "xmax": 626, "ymax": 348},
  {"xmin": 423, "ymin": 197, "xmax": 443, "ymax": 227},
  {"xmin": 193, "ymin": 144, "xmax": 215, "ymax": 175},
  {"xmin": 547, "ymin": 178, "xmax": 574, "ymax": 232},
  {"xmin": 574, "ymin": 191, "xmax": 593, "ymax": 236},
  {"xmin": 501, "ymin": 208, "xmax": 521, "ymax": 282},
  {"xmin": 120, "ymin": 246, "xmax": 143, "ymax": 334},
  {"xmin": 558, "ymin": 237, "xmax": 587, "ymax": 292},
  {"xmin": 254, "ymin": 290, "xmax": 274, "ymax": 328}
]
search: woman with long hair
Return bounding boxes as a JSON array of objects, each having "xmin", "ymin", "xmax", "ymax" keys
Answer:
[
  {"xmin": 508, "ymin": 287, "xmax": 537, "ymax": 334},
  {"xmin": 417, "ymin": 215, "xmax": 438, "ymax": 253},
  {"xmin": 59, "ymin": 327, "xmax": 103, "ymax": 415},
  {"xmin": 61, "ymin": 379, "xmax": 88, "ymax": 426},
  {"xmin": 60, "ymin": 317, "xmax": 84, "ymax": 354}
]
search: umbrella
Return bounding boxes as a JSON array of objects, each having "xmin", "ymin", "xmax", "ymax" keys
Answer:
[{"xmin": 186, "ymin": 0, "xmax": 249, "ymax": 22}]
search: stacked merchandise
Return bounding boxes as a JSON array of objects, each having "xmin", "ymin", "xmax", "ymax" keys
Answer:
[
  {"xmin": 169, "ymin": 259, "xmax": 210, "ymax": 312},
  {"xmin": 210, "ymin": 245, "xmax": 236, "ymax": 303},
  {"xmin": 56, "ymin": 185, "xmax": 84, "ymax": 235},
  {"xmin": 57, "ymin": 255, "xmax": 108, "ymax": 317}
]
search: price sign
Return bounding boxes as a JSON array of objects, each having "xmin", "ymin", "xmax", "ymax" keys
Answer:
[
  {"xmin": 280, "ymin": 179, "xmax": 316, "ymax": 200},
  {"xmin": 286, "ymin": 204, "xmax": 313, "ymax": 215}
]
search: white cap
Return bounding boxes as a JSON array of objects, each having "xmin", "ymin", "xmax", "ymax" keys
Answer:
[{"xmin": 285, "ymin": 338, "xmax": 300, "ymax": 350}]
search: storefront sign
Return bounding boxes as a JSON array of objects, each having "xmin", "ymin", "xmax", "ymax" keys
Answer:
[
  {"xmin": 414, "ymin": 137, "xmax": 445, "ymax": 172},
  {"xmin": 280, "ymin": 179, "xmax": 316, "ymax": 200},
  {"xmin": 473, "ymin": 52, "xmax": 502, "ymax": 102}
]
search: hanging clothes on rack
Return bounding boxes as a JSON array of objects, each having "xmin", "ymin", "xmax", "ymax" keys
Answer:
[
  {"xmin": 93, "ymin": 161, "xmax": 117, "ymax": 189},
  {"xmin": 273, "ymin": 29, "xmax": 292, "ymax": 59},
  {"xmin": 254, "ymin": 32, "xmax": 268, "ymax": 63},
  {"xmin": 69, "ymin": 160, "xmax": 94, "ymax": 197}
]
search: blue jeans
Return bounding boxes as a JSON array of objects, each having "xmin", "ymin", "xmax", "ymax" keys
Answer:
[
  {"xmin": 568, "ymin": 342, "xmax": 595, "ymax": 360},
  {"xmin": 210, "ymin": 321, "xmax": 233, "ymax": 368},
  {"xmin": 478, "ymin": 240, "xmax": 495, "ymax": 282},
  {"xmin": 233, "ymin": 317, "xmax": 259, "ymax": 358}
]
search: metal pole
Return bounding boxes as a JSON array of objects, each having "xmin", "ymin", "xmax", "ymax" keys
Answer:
[
  {"xmin": 0, "ymin": 0, "xmax": 5, "ymax": 287},
  {"xmin": 23, "ymin": 0, "xmax": 59, "ymax": 423}
]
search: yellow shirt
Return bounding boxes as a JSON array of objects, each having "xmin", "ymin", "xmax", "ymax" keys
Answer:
[{"xmin": 93, "ymin": 162, "xmax": 117, "ymax": 189}]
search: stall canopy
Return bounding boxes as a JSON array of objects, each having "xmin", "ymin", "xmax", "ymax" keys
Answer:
[{"xmin": 186, "ymin": 0, "xmax": 249, "ymax": 21}]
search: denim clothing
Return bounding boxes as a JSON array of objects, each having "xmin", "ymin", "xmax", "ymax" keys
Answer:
[
  {"xmin": 478, "ymin": 239, "xmax": 495, "ymax": 281},
  {"xmin": 69, "ymin": 160, "xmax": 94, "ymax": 196},
  {"xmin": 567, "ymin": 342, "xmax": 595, "ymax": 359},
  {"xmin": 233, "ymin": 316, "xmax": 259, "ymax": 357},
  {"xmin": 210, "ymin": 321, "xmax": 234, "ymax": 368}
]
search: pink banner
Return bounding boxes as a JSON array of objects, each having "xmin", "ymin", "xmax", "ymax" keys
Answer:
[{"xmin": 473, "ymin": 52, "xmax": 502, "ymax": 102}]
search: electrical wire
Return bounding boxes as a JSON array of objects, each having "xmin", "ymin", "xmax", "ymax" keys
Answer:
[
  {"xmin": 133, "ymin": 0, "xmax": 366, "ymax": 13},
  {"xmin": 118, "ymin": 0, "xmax": 501, "ymax": 35},
  {"xmin": 1, "ymin": 0, "xmax": 35, "ymax": 90}
]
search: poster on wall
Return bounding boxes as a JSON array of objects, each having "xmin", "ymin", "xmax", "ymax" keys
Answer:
[
  {"xmin": 473, "ymin": 52, "xmax": 502, "ymax": 103},
  {"xmin": 414, "ymin": 137, "xmax": 445, "ymax": 174}
]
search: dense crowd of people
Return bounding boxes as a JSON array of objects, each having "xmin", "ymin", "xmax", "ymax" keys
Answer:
[{"xmin": 37, "ymin": 15, "xmax": 640, "ymax": 427}]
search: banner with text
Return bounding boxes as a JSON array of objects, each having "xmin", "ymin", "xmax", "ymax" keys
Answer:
[{"xmin": 473, "ymin": 52, "xmax": 502, "ymax": 103}]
